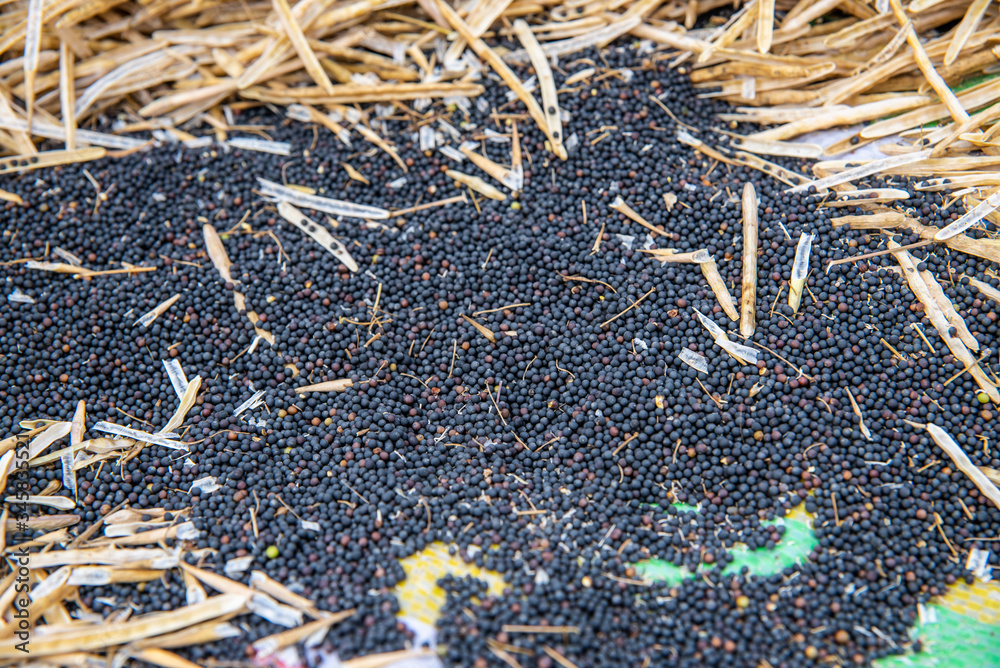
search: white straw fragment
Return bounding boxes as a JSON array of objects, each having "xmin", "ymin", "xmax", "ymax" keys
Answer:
[
  {"xmin": 6, "ymin": 495, "xmax": 75, "ymax": 510},
  {"xmin": 693, "ymin": 309, "xmax": 725, "ymax": 340},
  {"xmin": 935, "ymin": 190, "xmax": 1000, "ymax": 241},
  {"xmin": 225, "ymin": 556, "xmax": 255, "ymax": 577},
  {"xmin": 233, "ymin": 390, "xmax": 266, "ymax": 417},
  {"xmin": 791, "ymin": 232, "xmax": 815, "ymax": 282},
  {"xmin": 228, "ymin": 137, "xmax": 292, "ymax": 156},
  {"xmin": 190, "ymin": 477, "xmax": 220, "ymax": 494},
  {"xmin": 249, "ymin": 593, "xmax": 304, "ymax": 628},
  {"xmin": 7, "ymin": 288, "xmax": 35, "ymax": 304},
  {"xmin": 163, "ymin": 359, "xmax": 189, "ymax": 400},
  {"xmin": 789, "ymin": 232, "xmax": 814, "ymax": 313},
  {"xmin": 716, "ymin": 338, "xmax": 760, "ymax": 364},
  {"xmin": 258, "ymin": 178, "xmax": 389, "ymax": 220},
  {"xmin": 0, "ymin": 117, "xmax": 148, "ymax": 150},
  {"xmin": 439, "ymin": 146, "xmax": 465, "ymax": 162},
  {"xmin": 788, "ymin": 150, "xmax": 932, "ymax": 193},
  {"xmin": 678, "ymin": 349, "xmax": 708, "ymax": 374},
  {"xmin": 93, "ymin": 422, "xmax": 186, "ymax": 450}
]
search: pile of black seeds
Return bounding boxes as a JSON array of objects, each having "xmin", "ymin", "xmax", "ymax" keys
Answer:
[{"xmin": 3, "ymin": 41, "xmax": 1000, "ymax": 668}]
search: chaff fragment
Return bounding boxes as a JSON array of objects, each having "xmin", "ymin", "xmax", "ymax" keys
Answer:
[
  {"xmin": 134, "ymin": 294, "xmax": 181, "ymax": 328},
  {"xmin": 919, "ymin": 422, "xmax": 1000, "ymax": 510},
  {"xmin": 788, "ymin": 232, "xmax": 814, "ymax": 313},
  {"xmin": 609, "ymin": 196, "xmax": 669, "ymax": 237},
  {"xmin": 446, "ymin": 169, "xmax": 507, "ymax": 201},
  {"xmin": 296, "ymin": 379, "xmax": 354, "ymax": 393},
  {"xmin": 459, "ymin": 145, "xmax": 521, "ymax": 192},
  {"xmin": 461, "ymin": 315, "xmax": 497, "ymax": 343},
  {"xmin": 844, "ymin": 387, "xmax": 873, "ymax": 440}
]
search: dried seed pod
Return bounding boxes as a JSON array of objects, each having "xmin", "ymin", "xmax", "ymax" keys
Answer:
[
  {"xmin": 277, "ymin": 201, "xmax": 360, "ymax": 271},
  {"xmin": 740, "ymin": 182, "xmax": 759, "ymax": 338}
]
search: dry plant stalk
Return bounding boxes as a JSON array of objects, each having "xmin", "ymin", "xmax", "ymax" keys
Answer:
[
  {"xmin": 0, "ymin": 595, "xmax": 249, "ymax": 658},
  {"xmin": 512, "ymin": 19, "xmax": 567, "ymax": 160},
  {"xmin": 844, "ymin": 387, "xmax": 873, "ymax": 440},
  {"xmin": 434, "ymin": 0, "xmax": 561, "ymax": 158},
  {"xmin": 203, "ymin": 224, "xmax": 274, "ymax": 344},
  {"xmin": 890, "ymin": 241, "xmax": 999, "ymax": 403},
  {"xmin": 919, "ymin": 269, "xmax": 979, "ymax": 351},
  {"xmin": 134, "ymin": 294, "xmax": 181, "ymax": 328},
  {"xmin": 757, "ymin": 0, "xmax": 775, "ymax": 54},
  {"xmin": 609, "ymin": 196, "xmax": 669, "ymax": 237},
  {"xmin": 446, "ymin": 170, "xmax": 507, "ymax": 201},
  {"xmin": 740, "ymin": 182, "xmax": 759, "ymax": 338},
  {"xmin": 964, "ymin": 275, "xmax": 1000, "ymax": 305},
  {"xmin": 0, "ymin": 148, "xmax": 104, "ymax": 173},
  {"xmin": 700, "ymin": 258, "xmax": 739, "ymax": 322},
  {"xmin": 888, "ymin": 0, "xmax": 969, "ymax": 125},
  {"xmin": 921, "ymin": 423, "xmax": 1000, "ymax": 510},
  {"xmin": 272, "ymin": 0, "xmax": 334, "ymax": 94},
  {"xmin": 459, "ymin": 145, "xmax": 520, "ymax": 192},
  {"xmin": 251, "ymin": 609, "xmax": 356, "ymax": 656},
  {"xmin": 642, "ymin": 248, "xmax": 736, "ymax": 319},
  {"xmin": 341, "ymin": 650, "xmax": 435, "ymax": 668}
]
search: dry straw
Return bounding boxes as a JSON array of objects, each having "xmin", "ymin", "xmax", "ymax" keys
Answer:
[{"xmin": 4, "ymin": 0, "xmax": 1000, "ymax": 665}]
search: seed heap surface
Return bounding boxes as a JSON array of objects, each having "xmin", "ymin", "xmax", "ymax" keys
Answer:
[{"xmin": 2, "ymin": 42, "xmax": 1000, "ymax": 668}]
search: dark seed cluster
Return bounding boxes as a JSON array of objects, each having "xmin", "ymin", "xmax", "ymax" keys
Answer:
[{"xmin": 2, "ymin": 40, "xmax": 999, "ymax": 668}]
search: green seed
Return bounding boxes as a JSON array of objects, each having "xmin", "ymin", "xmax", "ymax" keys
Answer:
[
  {"xmin": 266, "ymin": 545, "xmax": 279, "ymax": 559},
  {"xmin": 510, "ymin": 201, "xmax": 521, "ymax": 211},
  {"xmin": 977, "ymin": 391, "xmax": 990, "ymax": 404}
]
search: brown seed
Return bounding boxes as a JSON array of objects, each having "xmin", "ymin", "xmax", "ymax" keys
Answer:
[
  {"xmin": 439, "ymin": 300, "xmax": 449, "ymax": 310},
  {"xmin": 835, "ymin": 629, "xmax": 850, "ymax": 644},
  {"xmin": 805, "ymin": 646, "xmax": 818, "ymax": 659}
]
